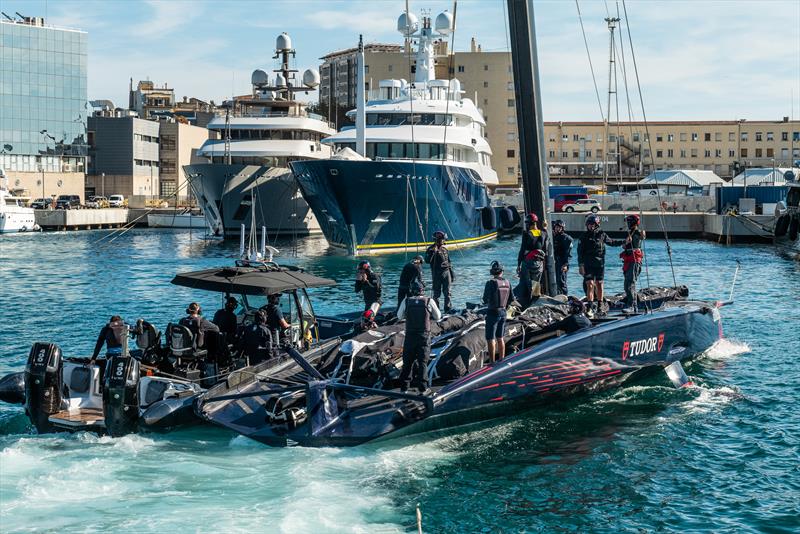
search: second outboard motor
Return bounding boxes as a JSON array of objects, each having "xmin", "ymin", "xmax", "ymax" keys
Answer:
[
  {"xmin": 24, "ymin": 343, "xmax": 63, "ymax": 433},
  {"xmin": 0, "ymin": 371, "xmax": 26, "ymax": 405},
  {"xmin": 103, "ymin": 355, "xmax": 140, "ymax": 437}
]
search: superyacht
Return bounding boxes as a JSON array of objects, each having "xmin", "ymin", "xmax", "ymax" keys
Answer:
[
  {"xmin": 0, "ymin": 168, "xmax": 38, "ymax": 234},
  {"xmin": 290, "ymin": 10, "xmax": 505, "ymax": 255},
  {"xmin": 184, "ymin": 33, "xmax": 335, "ymax": 238}
]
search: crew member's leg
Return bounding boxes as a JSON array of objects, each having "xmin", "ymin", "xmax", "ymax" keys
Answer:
[
  {"xmin": 416, "ymin": 336, "xmax": 431, "ymax": 392},
  {"xmin": 432, "ymin": 271, "xmax": 443, "ymax": 309},
  {"xmin": 441, "ymin": 270, "xmax": 453, "ymax": 311},
  {"xmin": 557, "ymin": 263, "xmax": 568, "ymax": 295},
  {"xmin": 485, "ymin": 311, "xmax": 498, "ymax": 363},
  {"xmin": 397, "ymin": 287, "xmax": 408, "ymax": 308},
  {"xmin": 399, "ymin": 341, "xmax": 416, "ymax": 392},
  {"xmin": 518, "ymin": 264, "xmax": 532, "ymax": 309}
]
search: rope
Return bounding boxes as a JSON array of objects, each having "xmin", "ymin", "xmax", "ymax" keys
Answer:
[
  {"xmin": 575, "ymin": 0, "xmax": 606, "ymax": 121},
  {"xmin": 622, "ymin": 0, "xmax": 677, "ymax": 288}
]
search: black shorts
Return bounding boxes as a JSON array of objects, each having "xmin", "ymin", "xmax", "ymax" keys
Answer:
[
  {"xmin": 485, "ymin": 310, "xmax": 507, "ymax": 340},
  {"xmin": 583, "ymin": 263, "xmax": 604, "ymax": 282}
]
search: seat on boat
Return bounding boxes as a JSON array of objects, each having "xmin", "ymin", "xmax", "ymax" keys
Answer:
[{"xmin": 166, "ymin": 323, "xmax": 207, "ymax": 363}]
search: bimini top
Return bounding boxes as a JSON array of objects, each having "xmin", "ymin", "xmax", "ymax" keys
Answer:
[{"xmin": 171, "ymin": 264, "xmax": 336, "ymax": 295}]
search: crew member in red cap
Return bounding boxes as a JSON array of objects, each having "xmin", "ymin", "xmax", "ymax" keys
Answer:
[
  {"xmin": 517, "ymin": 212, "xmax": 548, "ymax": 308},
  {"xmin": 620, "ymin": 214, "xmax": 646, "ymax": 311}
]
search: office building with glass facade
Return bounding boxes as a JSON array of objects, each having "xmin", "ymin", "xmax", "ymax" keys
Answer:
[{"xmin": 0, "ymin": 17, "xmax": 87, "ymax": 200}]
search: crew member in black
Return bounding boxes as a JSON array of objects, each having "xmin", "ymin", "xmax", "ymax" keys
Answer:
[
  {"xmin": 397, "ymin": 255, "xmax": 425, "ymax": 307},
  {"xmin": 577, "ymin": 214, "xmax": 624, "ymax": 316},
  {"xmin": 552, "ymin": 219, "xmax": 573, "ymax": 296},
  {"xmin": 263, "ymin": 293, "xmax": 291, "ymax": 346},
  {"xmin": 396, "ymin": 282, "xmax": 442, "ymax": 393},
  {"xmin": 620, "ymin": 214, "xmax": 646, "ymax": 310},
  {"xmin": 355, "ymin": 260, "xmax": 382, "ymax": 314},
  {"xmin": 237, "ymin": 310, "xmax": 273, "ymax": 364},
  {"xmin": 482, "ymin": 261, "xmax": 511, "ymax": 363},
  {"xmin": 91, "ymin": 315, "xmax": 142, "ymax": 386},
  {"xmin": 517, "ymin": 213, "xmax": 548, "ymax": 308},
  {"xmin": 540, "ymin": 297, "xmax": 593, "ymax": 334},
  {"xmin": 426, "ymin": 230, "xmax": 455, "ymax": 312},
  {"xmin": 179, "ymin": 302, "xmax": 220, "ymax": 348},
  {"xmin": 212, "ymin": 296, "xmax": 239, "ymax": 342}
]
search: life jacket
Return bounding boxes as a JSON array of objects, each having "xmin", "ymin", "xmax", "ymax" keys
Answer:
[
  {"xmin": 405, "ymin": 296, "xmax": 431, "ymax": 334},
  {"xmin": 524, "ymin": 229, "xmax": 546, "ymax": 261},
  {"xmin": 486, "ymin": 278, "xmax": 511, "ymax": 309},
  {"xmin": 620, "ymin": 248, "xmax": 644, "ymax": 271}
]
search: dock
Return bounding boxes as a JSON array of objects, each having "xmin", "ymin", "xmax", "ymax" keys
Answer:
[{"xmin": 33, "ymin": 208, "xmax": 198, "ymax": 231}]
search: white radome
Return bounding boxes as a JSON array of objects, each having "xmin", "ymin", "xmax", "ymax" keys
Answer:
[
  {"xmin": 275, "ymin": 73, "xmax": 287, "ymax": 88},
  {"xmin": 251, "ymin": 69, "xmax": 269, "ymax": 86},
  {"xmin": 276, "ymin": 32, "xmax": 292, "ymax": 51},
  {"xmin": 397, "ymin": 12, "xmax": 419, "ymax": 36},
  {"xmin": 302, "ymin": 69, "xmax": 321, "ymax": 88},
  {"xmin": 435, "ymin": 11, "xmax": 454, "ymax": 35}
]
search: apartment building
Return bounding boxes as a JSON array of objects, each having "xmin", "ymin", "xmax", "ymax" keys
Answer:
[{"xmin": 158, "ymin": 120, "xmax": 213, "ymax": 200}]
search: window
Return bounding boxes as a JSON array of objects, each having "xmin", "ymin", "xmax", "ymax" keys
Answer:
[
  {"xmin": 483, "ymin": 98, "xmax": 488, "ymax": 105},
  {"xmin": 457, "ymin": 65, "xmax": 465, "ymax": 73},
  {"xmin": 549, "ymin": 133, "xmax": 556, "ymax": 142},
  {"xmin": 483, "ymin": 81, "xmax": 489, "ymax": 88},
  {"xmin": 667, "ymin": 134, "xmax": 674, "ymax": 142},
  {"xmin": 715, "ymin": 149, "xmax": 722, "ymax": 157},
  {"xmin": 781, "ymin": 148, "xmax": 789, "ymax": 158},
  {"xmin": 680, "ymin": 149, "xmax": 687, "ymax": 158},
  {"xmin": 561, "ymin": 151, "xmax": 568, "ymax": 158},
  {"xmin": 548, "ymin": 150, "xmax": 555, "ymax": 158},
  {"xmin": 507, "ymin": 82, "xmax": 513, "ymax": 91},
  {"xmin": 507, "ymin": 116, "xmax": 516, "ymax": 124},
  {"xmin": 782, "ymin": 132, "xmax": 788, "ymax": 141},
  {"xmin": 715, "ymin": 132, "xmax": 722, "ymax": 142},
  {"xmin": 794, "ymin": 132, "xmax": 800, "ymax": 141},
  {"xmin": 507, "ymin": 167, "xmax": 514, "ymax": 175},
  {"xmin": 766, "ymin": 132, "xmax": 773, "ymax": 141},
  {"xmin": 633, "ymin": 133, "xmax": 640, "ymax": 142},
  {"xmin": 562, "ymin": 134, "xmax": 569, "ymax": 142},
  {"xmin": 691, "ymin": 133, "xmax": 698, "ymax": 141},
  {"xmin": 596, "ymin": 149, "xmax": 603, "ymax": 158},
  {"xmin": 755, "ymin": 132, "xmax": 762, "ymax": 141},
  {"xmin": 680, "ymin": 132, "xmax": 687, "ymax": 142},
  {"xmin": 741, "ymin": 132, "xmax": 748, "ymax": 141},
  {"xmin": 484, "ymin": 64, "xmax": 489, "ymax": 71},
  {"xmin": 572, "ymin": 150, "xmax": 579, "ymax": 158},
  {"xmin": 585, "ymin": 134, "xmax": 592, "ymax": 142},
  {"xmin": 704, "ymin": 149, "xmax": 711, "ymax": 157},
  {"xmin": 507, "ymin": 149, "xmax": 515, "ymax": 158},
  {"xmin": 388, "ymin": 65, "xmax": 393, "ymax": 72},
  {"xmin": 740, "ymin": 148, "xmax": 748, "ymax": 157},
  {"xmin": 656, "ymin": 150, "xmax": 664, "ymax": 158},
  {"xmin": 729, "ymin": 132, "xmax": 736, "ymax": 141},
  {"xmin": 507, "ymin": 99, "xmax": 514, "ymax": 107},
  {"xmin": 667, "ymin": 149, "xmax": 674, "ymax": 157},
  {"xmin": 766, "ymin": 148, "xmax": 774, "ymax": 157},
  {"xmin": 755, "ymin": 148, "xmax": 762, "ymax": 158},
  {"xmin": 656, "ymin": 134, "xmax": 663, "ymax": 142},
  {"xmin": 704, "ymin": 133, "xmax": 711, "ymax": 141},
  {"xmin": 691, "ymin": 148, "xmax": 698, "ymax": 157},
  {"xmin": 573, "ymin": 134, "xmax": 579, "ymax": 141},
  {"xmin": 729, "ymin": 149, "xmax": 735, "ymax": 157}
]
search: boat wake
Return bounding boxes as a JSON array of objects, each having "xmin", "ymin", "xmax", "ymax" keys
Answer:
[{"xmin": 701, "ymin": 337, "xmax": 751, "ymax": 361}]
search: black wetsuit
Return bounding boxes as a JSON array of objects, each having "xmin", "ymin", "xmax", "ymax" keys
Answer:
[
  {"xmin": 577, "ymin": 228, "xmax": 624, "ymax": 281},
  {"xmin": 621, "ymin": 228, "xmax": 645, "ymax": 307},
  {"xmin": 399, "ymin": 296, "xmax": 432, "ymax": 392},
  {"xmin": 179, "ymin": 316, "xmax": 219, "ymax": 348},
  {"xmin": 426, "ymin": 244, "xmax": 453, "ymax": 311},
  {"xmin": 517, "ymin": 227, "xmax": 548, "ymax": 307},
  {"xmin": 238, "ymin": 323, "xmax": 273, "ymax": 364},
  {"xmin": 553, "ymin": 231, "xmax": 573, "ymax": 295},
  {"xmin": 482, "ymin": 277, "xmax": 511, "ymax": 341},
  {"xmin": 355, "ymin": 271, "xmax": 382, "ymax": 311},
  {"xmin": 212, "ymin": 309, "xmax": 238, "ymax": 342},
  {"xmin": 397, "ymin": 261, "xmax": 424, "ymax": 306}
]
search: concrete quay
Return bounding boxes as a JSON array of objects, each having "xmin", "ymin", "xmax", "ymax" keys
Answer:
[
  {"xmin": 33, "ymin": 208, "xmax": 197, "ymax": 231},
  {"xmin": 557, "ymin": 211, "xmax": 773, "ymax": 242}
]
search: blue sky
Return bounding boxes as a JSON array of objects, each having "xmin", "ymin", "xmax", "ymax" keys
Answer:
[{"xmin": 2, "ymin": 0, "xmax": 799, "ymax": 121}]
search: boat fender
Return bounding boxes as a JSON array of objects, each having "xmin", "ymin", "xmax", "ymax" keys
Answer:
[
  {"xmin": 140, "ymin": 394, "xmax": 199, "ymax": 431},
  {"xmin": 774, "ymin": 214, "xmax": 790, "ymax": 238},
  {"xmin": 103, "ymin": 356, "xmax": 140, "ymax": 437},
  {"xmin": 498, "ymin": 207, "xmax": 515, "ymax": 230},
  {"xmin": 24, "ymin": 342, "xmax": 63, "ymax": 433},
  {"xmin": 789, "ymin": 216, "xmax": 799, "ymax": 241},
  {"xmin": 0, "ymin": 371, "xmax": 26, "ymax": 405},
  {"xmin": 481, "ymin": 206, "xmax": 497, "ymax": 231}
]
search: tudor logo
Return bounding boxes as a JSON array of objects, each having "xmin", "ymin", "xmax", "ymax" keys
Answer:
[{"xmin": 622, "ymin": 333, "xmax": 665, "ymax": 360}]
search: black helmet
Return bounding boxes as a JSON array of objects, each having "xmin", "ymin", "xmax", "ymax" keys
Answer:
[
  {"xmin": 553, "ymin": 219, "xmax": 565, "ymax": 229},
  {"xmin": 413, "ymin": 255, "xmax": 424, "ymax": 263},
  {"xmin": 410, "ymin": 280, "xmax": 425, "ymax": 296},
  {"xmin": 625, "ymin": 214, "xmax": 640, "ymax": 227},
  {"xmin": 433, "ymin": 230, "xmax": 447, "ymax": 241},
  {"xmin": 357, "ymin": 259, "xmax": 371, "ymax": 270},
  {"xmin": 568, "ymin": 297, "xmax": 585, "ymax": 315},
  {"xmin": 490, "ymin": 260, "xmax": 504, "ymax": 275},
  {"xmin": 585, "ymin": 214, "xmax": 601, "ymax": 227}
]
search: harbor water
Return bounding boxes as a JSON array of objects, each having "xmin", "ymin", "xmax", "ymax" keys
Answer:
[{"xmin": 0, "ymin": 230, "xmax": 798, "ymax": 532}]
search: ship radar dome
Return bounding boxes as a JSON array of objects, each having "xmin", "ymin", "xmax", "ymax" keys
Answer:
[
  {"xmin": 302, "ymin": 69, "xmax": 321, "ymax": 88},
  {"xmin": 251, "ymin": 69, "xmax": 269, "ymax": 86},
  {"xmin": 397, "ymin": 12, "xmax": 419, "ymax": 36},
  {"xmin": 276, "ymin": 32, "xmax": 292, "ymax": 52},
  {"xmin": 275, "ymin": 73, "xmax": 287, "ymax": 88},
  {"xmin": 435, "ymin": 11, "xmax": 454, "ymax": 35}
]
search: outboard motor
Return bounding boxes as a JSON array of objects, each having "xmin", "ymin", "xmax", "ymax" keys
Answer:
[
  {"xmin": 0, "ymin": 371, "xmax": 25, "ymax": 405},
  {"xmin": 103, "ymin": 355, "xmax": 140, "ymax": 437},
  {"xmin": 24, "ymin": 342, "xmax": 63, "ymax": 433}
]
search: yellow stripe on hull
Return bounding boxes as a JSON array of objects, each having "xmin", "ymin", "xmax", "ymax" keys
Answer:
[{"xmin": 355, "ymin": 232, "xmax": 498, "ymax": 255}]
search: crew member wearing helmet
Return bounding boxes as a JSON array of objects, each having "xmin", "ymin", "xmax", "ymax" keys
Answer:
[
  {"xmin": 398, "ymin": 255, "xmax": 425, "ymax": 307},
  {"xmin": 396, "ymin": 281, "xmax": 442, "ymax": 393},
  {"xmin": 517, "ymin": 212, "xmax": 548, "ymax": 308},
  {"xmin": 621, "ymin": 214, "xmax": 646, "ymax": 310},
  {"xmin": 179, "ymin": 302, "xmax": 220, "ymax": 348},
  {"xmin": 355, "ymin": 260, "xmax": 382, "ymax": 315},
  {"xmin": 482, "ymin": 261, "xmax": 512, "ymax": 362},
  {"xmin": 425, "ymin": 230, "xmax": 455, "ymax": 312},
  {"xmin": 540, "ymin": 297, "xmax": 592, "ymax": 335},
  {"xmin": 552, "ymin": 219, "xmax": 573, "ymax": 295},
  {"xmin": 577, "ymin": 214, "xmax": 624, "ymax": 316}
]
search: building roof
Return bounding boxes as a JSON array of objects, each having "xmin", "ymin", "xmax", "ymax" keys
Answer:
[
  {"xmin": 321, "ymin": 43, "xmax": 402, "ymax": 61},
  {"xmin": 731, "ymin": 168, "xmax": 798, "ymax": 186},
  {"xmin": 640, "ymin": 169, "xmax": 724, "ymax": 188}
]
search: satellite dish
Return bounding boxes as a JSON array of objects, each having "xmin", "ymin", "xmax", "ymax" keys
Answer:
[
  {"xmin": 276, "ymin": 32, "xmax": 292, "ymax": 52},
  {"xmin": 302, "ymin": 69, "xmax": 320, "ymax": 88},
  {"xmin": 435, "ymin": 11, "xmax": 454, "ymax": 35},
  {"xmin": 275, "ymin": 73, "xmax": 287, "ymax": 88},
  {"xmin": 251, "ymin": 69, "xmax": 268, "ymax": 86},
  {"xmin": 397, "ymin": 12, "xmax": 419, "ymax": 36}
]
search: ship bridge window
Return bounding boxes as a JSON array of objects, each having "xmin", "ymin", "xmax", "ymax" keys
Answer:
[{"xmin": 366, "ymin": 113, "xmax": 452, "ymax": 126}]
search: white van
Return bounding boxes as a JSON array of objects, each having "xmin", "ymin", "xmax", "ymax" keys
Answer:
[{"xmin": 108, "ymin": 195, "xmax": 125, "ymax": 208}]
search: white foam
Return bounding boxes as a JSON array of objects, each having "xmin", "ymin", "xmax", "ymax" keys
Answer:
[
  {"xmin": 681, "ymin": 384, "xmax": 742, "ymax": 415},
  {"xmin": 702, "ymin": 337, "xmax": 751, "ymax": 361}
]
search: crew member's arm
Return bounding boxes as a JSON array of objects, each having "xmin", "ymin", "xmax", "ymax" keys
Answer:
[
  {"xmin": 517, "ymin": 231, "xmax": 529, "ymax": 267},
  {"xmin": 425, "ymin": 246, "xmax": 436, "ymax": 265},
  {"xmin": 428, "ymin": 299, "xmax": 442, "ymax": 321},
  {"xmin": 396, "ymin": 299, "xmax": 407, "ymax": 320},
  {"xmin": 373, "ymin": 273, "xmax": 382, "ymax": 302},
  {"xmin": 91, "ymin": 326, "xmax": 107, "ymax": 361},
  {"xmin": 603, "ymin": 232, "xmax": 626, "ymax": 247},
  {"xmin": 482, "ymin": 280, "xmax": 492, "ymax": 305}
]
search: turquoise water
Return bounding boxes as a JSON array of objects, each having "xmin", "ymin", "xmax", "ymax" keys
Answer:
[{"xmin": 0, "ymin": 230, "xmax": 798, "ymax": 533}]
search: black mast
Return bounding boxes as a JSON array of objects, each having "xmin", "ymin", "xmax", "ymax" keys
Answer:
[{"xmin": 507, "ymin": 0, "xmax": 556, "ymax": 296}]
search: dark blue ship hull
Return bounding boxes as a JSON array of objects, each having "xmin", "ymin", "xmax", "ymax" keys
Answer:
[{"xmin": 290, "ymin": 159, "xmax": 499, "ymax": 254}]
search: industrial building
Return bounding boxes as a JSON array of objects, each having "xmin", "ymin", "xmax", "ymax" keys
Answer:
[{"xmin": 0, "ymin": 15, "xmax": 88, "ymax": 200}]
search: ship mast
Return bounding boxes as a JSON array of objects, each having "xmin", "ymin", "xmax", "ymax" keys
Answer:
[{"xmin": 506, "ymin": 0, "xmax": 556, "ymax": 296}]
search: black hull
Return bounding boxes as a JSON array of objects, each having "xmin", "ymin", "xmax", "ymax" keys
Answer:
[{"xmin": 198, "ymin": 302, "xmax": 722, "ymax": 447}]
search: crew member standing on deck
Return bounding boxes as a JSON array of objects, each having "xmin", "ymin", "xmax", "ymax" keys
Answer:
[
  {"xmin": 397, "ymin": 255, "xmax": 425, "ymax": 307},
  {"xmin": 577, "ymin": 214, "xmax": 624, "ymax": 317},
  {"xmin": 355, "ymin": 260, "xmax": 382, "ymax": 315},
  {"xmin": 426, "ymin": 231, "xmax": 455, "ymax": 313},
  {"xmin": 552, "ymin": 219, "xmax": 573, "ymax": 296},
  {"xmin": 482, "ymin": 261, "xmax": 511, "ymax": 363},
  {"xmin": 91, "ymin": 316, "xmax": 143, "ymax": 386},
  {"xmin": 396, "ymin": 282, "xmax": 441, "ymax": 394},
  {"xmin": 517, "ymin": 213, "xmax": 548, "ymax": 308},
  {"xmin": 620, "ymin": 214, "xmax": 646, "ymax": 311}
]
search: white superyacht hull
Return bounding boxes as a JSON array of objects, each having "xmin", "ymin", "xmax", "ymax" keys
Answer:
[{"xmin": 0, "ymin": 206, "xmax": 37, "ymax": 233}]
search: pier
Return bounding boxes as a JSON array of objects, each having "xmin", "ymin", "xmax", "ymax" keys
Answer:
[{"xmin": 33, "ymin": 208, "xmax": 196, "ymax": 231}]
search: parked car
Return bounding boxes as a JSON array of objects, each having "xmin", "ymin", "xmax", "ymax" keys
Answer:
[
  {"xmin": 562, "ymin": 198, "xmax": 601, "ymax": 213},
  {"xmin": 55, "ymin": 195, "xmax": 81, "ymax": 210},
  {"xmin": 108, "ymin": 194, "xmax": 125, "ymax": 208},
  {"xmin": 554, "ymin": 193, "xmax": 589, "ymax": 212},
  {"xmin": 30, "ymin": 197, "xmax": 54, "ymax": 209},
  {"xmin": 86, "ymin": 196, "xmax": 108, "ymax": 209}
]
